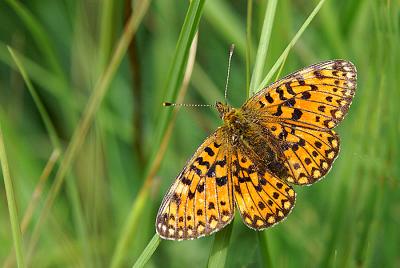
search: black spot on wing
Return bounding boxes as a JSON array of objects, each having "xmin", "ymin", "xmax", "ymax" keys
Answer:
[
  {"xmin": 181, "ymin": 176, "xmax": 191, "ymax": 185},
  {"xmin": 195, "ymin": 157, "xmax": 210, "ymax": 169},
  {"xmin": 301, "ymin": 91, "xmax": 311, "ymax": 99},
  {"xmin": 188, "ymin": 190, "xmax": 195, "ymax": 199},
  {"xmin": 206, "ymin": 165, "xmax": 216, "ymax": 178},
  {"xmin": 273, "ymin": 106, "xmax": 283, "ymax": 116},
  {"xmin": 276, "ymin": 88, "xmax": 287, "ymax": 101},
  {"xmin": 204, "ymin": 147, "xmax": 215, "ymax": 156},
  {"xmin": 190, "ymin": 165, "xmax": 202, "ymax": 176},
  {"xmin": 265, "ymin": 93, "xmax": 274, "ymax": 104},
  {"xmin": 285, "ymin": 98, "xmax": 296, "ymax": 107},
  {"xmin": 197, "ymin": 183, "xmax": 205, "ymax": 192},
  {"xmin": 216, "ymin": 176, "xmax": 228, "ymax": 186},
  {"xmin": 213, "ymin": 142, "xmax": 221, "ymax": 148},
  {"xmin": 215, "ymin": 157, "xmax": 227, "ymax": 167},
  {"xmin": 291, "ymin": 108, "xmax": 303, "ymax": 120},
  {"xmin": 285, "ymin": 82, "xmax": 296, "ymax": 95}
]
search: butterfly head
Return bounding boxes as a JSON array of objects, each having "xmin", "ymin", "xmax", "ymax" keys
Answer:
[{"xmin": 216, "ymin": 101, "xmax": 235, "ymax": 121}]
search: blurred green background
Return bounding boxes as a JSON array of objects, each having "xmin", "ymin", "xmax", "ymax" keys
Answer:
[{"xmin": 0, "ymin": 0, "xmax": 399, "ymax": 267}]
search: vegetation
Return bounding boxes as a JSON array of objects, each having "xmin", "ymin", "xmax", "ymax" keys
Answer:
[{"xmin": 0, "ymin": 0, "xmax": 399, "ymax": 267}]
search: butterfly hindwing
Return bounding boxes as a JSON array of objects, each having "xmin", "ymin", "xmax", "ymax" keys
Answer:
[
  {"xmin": 231, "ymin": 148, "xmax": 296, "ymax": 229},
  {"xmin": 264, "ymin": 121, "xmax": 340, "ymax": 184},
  {"xmin": 156, "ymin": 128, "xmax": 234, "ymax": 240}
]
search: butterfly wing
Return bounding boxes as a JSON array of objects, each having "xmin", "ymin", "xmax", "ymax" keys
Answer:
[
  {"xmin": 244, "ymin": 60, "xmax": 356, "ymax": 185},
  {"xmin": 231, "ymin": 147, "xmax": 296, "ymax": 229},
  {"xmin": 156, "ymin": 128, "xmax": 234, "ymax": 240}
]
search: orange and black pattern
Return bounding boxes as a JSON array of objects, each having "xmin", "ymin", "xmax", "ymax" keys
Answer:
[
  {"xmin": 156, "ymin": 129, "xmax": 235, "ymax": 240},
  {"xmin": 156, "ymin": 60, "xmax": 356, "ymax": 240}
]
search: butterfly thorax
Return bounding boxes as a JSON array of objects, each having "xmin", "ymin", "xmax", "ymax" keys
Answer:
[{"xmin": 216, "ymin": 101, "xmax": 288, "ymax": 179}]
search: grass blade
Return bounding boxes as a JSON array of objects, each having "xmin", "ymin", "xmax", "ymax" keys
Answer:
[
  {"xmin": 204, "ymin": 0, "xmax": 247, "ymax": 59},
  {"xmin": 0, "ymin": 120, "xmax": 25, "ymax": 268},
  {"xmin": 245, "ymin": 0, "xmax": 253, "ymax": 95},
  {"xmin": 207, "ymin": 222, "xmax": 234, "ymax": 268},
  {"xmin": 132, "ymin": 234, "xmax": 161, "ymax": 268},
  {"xmin": 249, "ymin": 0, "xmax": 278, "ymax": 96},
  {"xmin": 7, "ymin": 47, "xmax": 61, "ymax": 150},
  {"xmin": 258, "ymin": 232, "xmax": 273, "ymax": 268},
  {"xmin": 257, "ymin": 0, "xmax": 327, "ymax": 92},
  {"xmin": 110, "ymin": 21, "xmax": 201, "ymax": 268},
  {"xmin": 7, "ymin": 46, "xmax": 92, "ymax": 267},
  {"xmin": 24, "ymin": 0, "xmax": 151, "ymax": 263},
  {"xmin": 5, "ymin": 0, "xmax": 64, "ymax": 79}
]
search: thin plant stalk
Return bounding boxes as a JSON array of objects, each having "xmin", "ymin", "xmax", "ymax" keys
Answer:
[
  {"xmin": 132, "ymin": 234, "xmax": 161, "ymax": 268},
  {"xmin": 249, "ymin": 0, "xmax": 278, "ymax": 95},
  {"xmin": 0, "ymin": 121, "xmax": 25, "ymax": 268},
  {"xmin": 207, "ymin": 222, "xmax": 234, "ymax": 268},
  {"xmin": 7, "ymin": 45, "xmax": 91, "ymax": 267},
  {"xmin": 24, "ymin": 0, "xmax": 151, "ymax": 263},
  {"xmin": 257, "ymin": 0, "xmax": 327, "ymax": 92},
  {"xmin": 2, "ymin": 149, "xmax": 60, "ymax": 268},
  {"xmin": 245, "ymin": 0, "xmax": 253, "ymax": 96},
  {"xmin": 111, "ymin": 31, "xmax": 199, "ymax": 268}
]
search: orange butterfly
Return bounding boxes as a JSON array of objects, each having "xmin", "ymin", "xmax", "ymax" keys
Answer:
[{"xmin": 156, "ymin": 60, "xmax": 356, "ymax": 240}]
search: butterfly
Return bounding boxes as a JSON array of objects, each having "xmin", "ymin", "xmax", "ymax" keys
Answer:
[{"xmin": 156, "ymin": 60, "xmax": 357, "ymax": 240}]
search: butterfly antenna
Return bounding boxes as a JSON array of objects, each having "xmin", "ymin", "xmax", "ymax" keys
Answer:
[
  {"xmin": 163, "ymin": 102, "xmax": 215, "ymax": 108},
  {"xmin": 224, "ymin": 44, "xmax": 235, "ymax": 104}
]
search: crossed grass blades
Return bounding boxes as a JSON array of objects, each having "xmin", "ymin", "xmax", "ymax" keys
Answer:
[{"xmin": 156, "ymin": 60, "xmax": 357, "ymax": 240}]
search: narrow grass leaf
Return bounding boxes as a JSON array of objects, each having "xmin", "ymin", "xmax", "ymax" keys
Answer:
[
  {"xmin": 132, "ymin": 234, "xmax": 161, "ymax": 268},
  {"xmin": 258, "ymin": 232, "xmax": 273, "ymax": 268},
  {"xmin": 257, "ymin": 0, "xmax": 327, "ymax": 92},
  {"xmin": 204, "ymin": 0, "xmax": 248, "ymax": 59},
  {"xmin": 0, "ymin": 120, "xmax": 25, "ymax": 268},
  {"xmin": 5, "ymin": 0, "xmax": 65, "ymax": 79},
  {"xmin": 249, "ymin": 0, "xmax": 278, "ymax": 96},
  {"xmin": 245, "ymin": 0, "xmax": 253, "ymax": 95},
  {"xmin": 207, "ymin": 222, "xmax": 234, "ymax": 268},
  {"xmin": 7, "ymin": 47, "xmax": 61, "ymax": 150},
  {"xmin": 25, "ymin": 0, "xmax": 151, "ymax": 263},
  {"xmin": 7, "ymin": 46, "xmax": 92, "ymax": 267},
  {"xmin": 111, "ymin": 28, "xmax": 200, "ymax": 268}
]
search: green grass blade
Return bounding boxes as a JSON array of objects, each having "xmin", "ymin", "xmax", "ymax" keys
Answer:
[
  {"xmin": 0, "ymin": 43, "xmax": 78, "ymax": 122},
  {"xmin": 150, "ymin": 0, "xmax": 205, "ymax": 154},
  {"xmin": 7, "ymin": 46, "xmax": 92, "ymax": 267},
  {"xmin": 258, "ymin": 232, "xmax": 272, "ymax": 268},
  {"xmin": 132, "ymin": 234, "xmax": 161, "ymax": 268},
  {"xmin": 5, "ymin": 0, "xmax": 65, "ymax": 79},
  {"xmin": 249, "ymin": 0, "xmax": 278, "ymax": 96},
  {"xmin": 245, "ymin": 0, "xmax": 253, "ymax": 95},
  {"xmin": 204, "ymin": 0, "xmax": 247, "ymax": 59},
  {"xmin": 257, "ymin": 0, "xmax": 326, "ymax": 92},
  {"xmin": 25, "ymin": 0, "xmax": 151, "ymax": 263},
  {"xmin": 111, "ymin": 3, "xmax": 204, "ymax": 263},
  {"xmin": 7, "ymin": 47, "xmax": 61, "ymax": 150},
  {"xmin": 207, "ymin": 222, "xmax": 234, "ymax": 268},
  {"xmin": 98, "ymin": 0, "xmax": 116, "ymax": 70},
  {"xmin": 0, "ymin": 120, "xmax": 26, "ymax": 268}
]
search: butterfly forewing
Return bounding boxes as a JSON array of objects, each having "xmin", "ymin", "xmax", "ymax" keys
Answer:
[
  {"xmin": 156, "ymin": 128, "xmax": 234, "ymax": 240},
  {"xmin": 244, "ymin": 60, "xmax": 356, "ymax": 184},
  {"xmin": 245, "ymin": 60, "xmax": 356, "ymax": 130}
]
